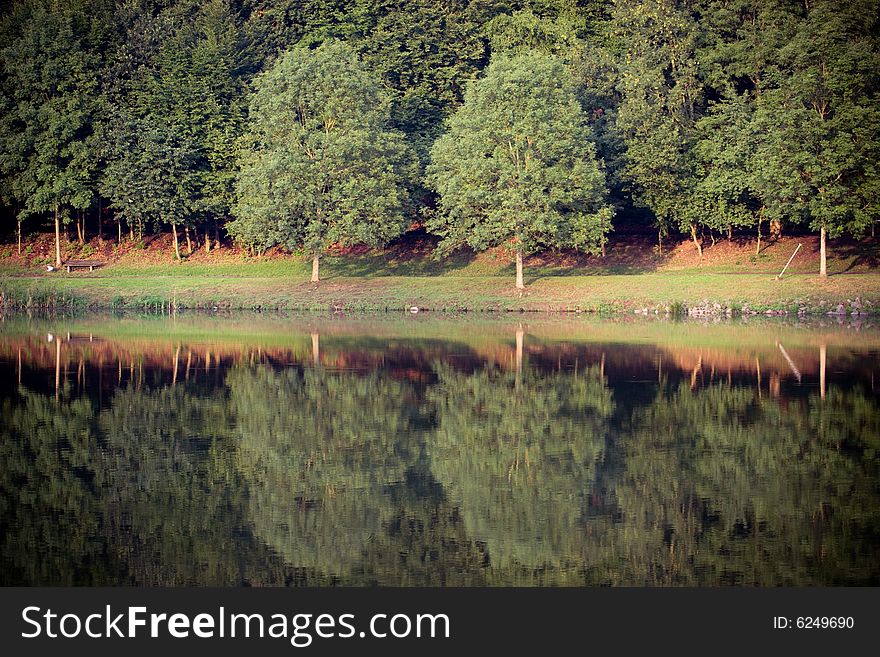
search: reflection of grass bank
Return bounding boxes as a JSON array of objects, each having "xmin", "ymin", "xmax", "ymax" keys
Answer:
[
  {"xmin": 2, "ymin": 269, "xmax": 880, "ymax": 314},
  {"xmin": 0, "ymin": 312, "xmax": 880, "ymax": 379},
  {"xmin": 0, "ymin": 311, "xmax": 874, "ymax": 347}
]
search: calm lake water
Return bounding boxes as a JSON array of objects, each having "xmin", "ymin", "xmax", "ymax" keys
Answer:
[{"xmin": 1, "ymin": 314, "xmax": 878, "ymax": 586}]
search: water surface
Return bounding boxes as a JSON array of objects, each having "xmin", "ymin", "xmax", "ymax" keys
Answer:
[{"xmin": 1, "ymin": 314, "xmax": 878, "ymax": 586}]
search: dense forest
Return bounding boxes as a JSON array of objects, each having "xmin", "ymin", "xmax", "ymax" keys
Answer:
[{"xmin": 1, "ymin": 0, "xmax": 878, "ymax": 284}]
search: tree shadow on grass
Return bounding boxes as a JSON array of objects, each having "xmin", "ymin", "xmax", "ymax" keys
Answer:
[
  {"xmin": 319, "ymin": 230, "xmax": 678, "ymax": 282},
  {"xmin": 512, "ymin": 234, "xmax": 672, "ymax": 284},
  {"xmin": 321, "ymin": 230, "xmax": 480, "ymax": 278},
  {"xmin": 832, "ymin": 237, "xmax": 880, "ymax": 274}
]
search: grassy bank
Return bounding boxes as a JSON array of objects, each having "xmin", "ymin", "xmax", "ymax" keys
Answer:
[
  {"xmin": 2, "ymin": 267, "xmax": 879, "ymax": 314},
  {"xmin": 2, "ymin": 233, "xmax": 879, "ymax": 314}
]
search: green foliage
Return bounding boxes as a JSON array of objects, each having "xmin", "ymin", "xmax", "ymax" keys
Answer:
[
  {"xmin": 749, "ymin": 0, "xmax": 880, "ymax": 239},
  {"xmin": 427, "ymin": 52, "xmax": 613, "ymax": 261},
  {"xmin": 610, "ymin": 0, "xmax": 701, "ymax": 240},
  {"xmin": 240, "ymin": 0, "xmax": 357, "ymax": 63},
  {"xmin": 100, "ymin": 0, "xmax": 251, "ymax": 239},
  {"xmin": 690, "ymin": 94, "xmax": 761, "ymax": 235},
  {"xmin": 485, "ymin": 8, "xmax": 581, "ymax": 57},
  {"xmin": 690, "ymin": 0, "xmax": 880, "ymax": 245},
  {"xmin": 336, "ymin": 1, "xmax": 488, "ymax": 176},
  {"xmin": 0, "ymin": 0, "xmax": 878, "ymax": 262},
  {"xmin": 229, "ymin": 41, "xmax": 413, "ymax": 261},
  {"xmin": 0, "ymin": 0, "xmax": 108, "ymax": 221},
  {"xmin": 428, "ymin": 363, "xmax": 612, "ymax": 571}
]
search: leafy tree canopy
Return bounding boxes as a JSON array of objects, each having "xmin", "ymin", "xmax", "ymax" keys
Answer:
[
  {"xmin": 229, "ymin": 40, "xmax": 413, "ymax": 279},
  {"xmin": 426, "ymin": 51, "xmax": 612, "ymax": 287}
]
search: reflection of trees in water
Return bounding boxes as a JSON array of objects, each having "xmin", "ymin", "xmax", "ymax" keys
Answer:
[
  {"xmin": 427, "ymin": 363, "xmax": 613, "ymax": 575},
  {"xmin": 1, "ymin": 382, "xmax": 300, "ymax": 585},
  {"xmin": 593, "ymin": 383, "xmax": 880, "ymax": 585},
  {"xmin": 2, "ymin": 341, "xmax": 878, "ymax": 586},
  {"xmin": 0, "ymin": 388, "xmax": 120, "ymax": 584},
  {"xmin": 2, "ymin": 366, "xmax": 490, "ymax": 586},
  {"xmin": 96, "ymin": 384, "xmax": 249, "ymax": 585},
  {"xmin": 229, "ymin": 366, "xmax": 424, "ymax": 576}
]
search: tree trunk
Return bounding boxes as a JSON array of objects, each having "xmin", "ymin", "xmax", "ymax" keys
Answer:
[
  {"xmin": 658, "ymin": 228, "xmax": 663, "ymax": 255},
  {"xmin": 819, "ymin": 224, "xmax": 827, "ymax": 278},
  {"xmin": 185, "ymin": 225, "xmax": 193, "ymax": 254},
  {"xmin": 97, "ymin": 198, "xmax": 102, "ymax": 242},
  {"xmin": 690, "ymin": 223, "xmax": 702, "ymax": 258},
  {"xmin": 118, "ymin": 216, "xmax": 122, "ymax": 244},
  {"xmin": 17, "ymin": 219, "xmax": 22, "ymax": 255},
  {"xmin": 728, "ymin": 224, "xmax": 733, "ymax": 242},
  {"xmin": 756, "ymin": 216, "xmax": 762, "ymax": 255},
  {"xmin": 76, "ymin": 210, "xmax": 84, "ymax": 244},
  {"xmin": 214, "ymin": 220, "xmax": 221, "ymax": 250},
  {"xmin": 172, "ymin": 223, "xmax": 181, "ymax": 260},
  {"xmin": 311, "ymin": 253, "xmax": 320, "ymax": 283},
  {"xmin": 54, "ymin": 205, "xmax": 62, "ymax": 267},
  {"xmin": 204, "ymin": 226, "xmax": 212, "ymax": 253},
  {"xmin": 129, "ymin": 223, "xmax": 134, "ymax": 241},
  {"xmin": 515, "ymin": 249, "xmax": 524, "ymax": 289}
]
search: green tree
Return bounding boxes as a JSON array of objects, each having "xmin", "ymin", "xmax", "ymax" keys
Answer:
[
  {"xmin": 240, "ymin": 0, "xmax": 356, "ymax": 63},
  {"xmin": 685, "ymin": 0, "xmax": 785, "ymax": 252},
  {"xmin": 426, "ymin": 52, "xmax": 612, "ymax": 289},
  {"xmin": 101, "ymin": 111, "xmax": 201, "ymax": 255},
  {"xmin": 229, "ymin": 40, "xmax": 413, "ymax": 281},
  {"xmin": 485, "ymin": 7, "xmax": 582, "ymax": 58},
  {"xmin": 0, "ymin": 0, "xmax": 107, "ymax": 266},
  {"xmin": 610, "ymin": 0, "xmax": 702, "ymax": 255},
  {"xmin": 335, "ymin": 0, "xmax": 488, "ymax": 185},
  {"xmin": 690, "ymin": 94, "xmax": 761, "ymax": 245},
  {"xmin": 100, "ymin": 0, "xmax": 251, "ymax": 257},
  {"xmin": 691, "ymin": 0, "xmax": 880, "ymax": 266},
  {"xmin": 749, "ymin": 0, "xmax": 880, "ymax": 276}
]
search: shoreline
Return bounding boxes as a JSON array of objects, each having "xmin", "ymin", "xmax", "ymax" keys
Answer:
[{"xmin": 2, "ymin": 270, "xmax": 879, "ymax": 316}]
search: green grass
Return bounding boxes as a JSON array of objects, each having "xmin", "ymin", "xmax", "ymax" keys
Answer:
[
  {"xmin": 3, "ymin": 267, "xmax": 879, "ymax": 314},
  {"xmin": 2, "ymin": 246, "xmax": 879, "ymax": 313}
]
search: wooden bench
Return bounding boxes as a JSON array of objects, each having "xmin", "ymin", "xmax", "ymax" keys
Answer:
[{"xmin": 62, "ymin": 259, "xmax": 104, "ymax": 273}]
